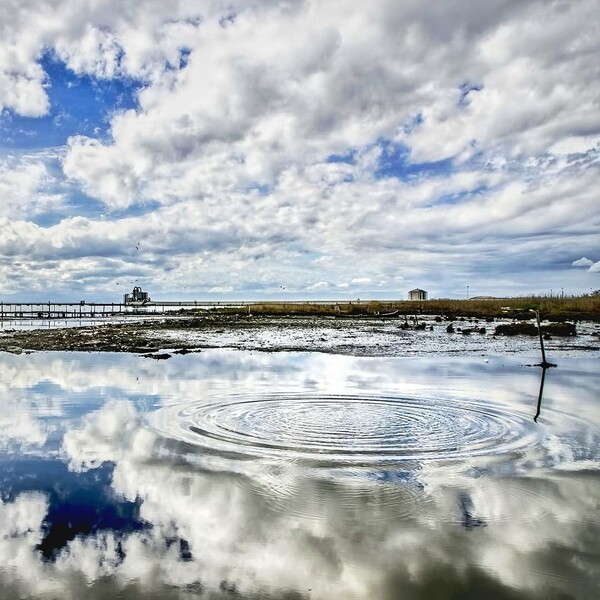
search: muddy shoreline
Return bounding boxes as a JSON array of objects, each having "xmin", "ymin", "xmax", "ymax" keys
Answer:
[{"xmin": 1, "ymin": 313, "xmax": 599, "ymax": 357}]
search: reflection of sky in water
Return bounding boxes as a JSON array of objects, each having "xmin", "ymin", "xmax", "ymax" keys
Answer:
[{"xmin": 0, "ymin": 351, "xmax": 599, "ymax": 599}]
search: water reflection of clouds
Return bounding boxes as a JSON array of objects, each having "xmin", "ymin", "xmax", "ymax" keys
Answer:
[
  {"xmin": 0, "ymin": 351, "xmax": 599, "ymax": 598},
  {"xmin": 1, "ymin": 350, "xmax": 595, "ymax": 410},
  {"xmin": 54, "ymin": 404, "xmax": 600, "ymax": 598},
  {"xmin": 2, "ymin": 465, "xmax": 599, "ymax": 599},
  {"xmin": 2, "ymin": 350, "xmax": 599, "ymax": 471}
]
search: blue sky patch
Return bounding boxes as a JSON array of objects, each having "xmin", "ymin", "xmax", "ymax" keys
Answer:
[
  {"xmin": 327, "ymin": 139, "xmax": 455, "ymax": 181},
  {"xmin": 243, "ymin": 183, "xmax": 272, "ymax": 196},
  {"xmin": 326, "ymin": 150, "xmax": 356, "ymax": 165},
  {"xmin": 429, "ymin": 185, "xmax": 489, "ymax": 207},
  {"xmin": 375, "ymin": 140, "xmax": 454, "ymax": 180},
  {"xmin": 402, "ymin": 113, "xmax": 424, "ymax": 134},
  {"xmin": 0, "ymin": 53, "xmax": 140, "ymax": 152}
]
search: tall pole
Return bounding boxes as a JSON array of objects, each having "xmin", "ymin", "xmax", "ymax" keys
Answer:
[
  {"xmin": 534, "ymin": 310, "xmax": 547, "ymax": 366},
  {"xmin": 533, "ymin": 309, "xmax": 555, "ymax": 368}
]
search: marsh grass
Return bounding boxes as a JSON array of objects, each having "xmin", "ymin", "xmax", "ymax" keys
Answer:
[{"xmin": 200, "ymin": 296, "xmax": 600, "ymax": 320}]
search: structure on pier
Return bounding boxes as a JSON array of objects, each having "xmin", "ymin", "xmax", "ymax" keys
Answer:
[{"xmin": 123, "ymin": 286, "xmax": 150, "ymax": 304}]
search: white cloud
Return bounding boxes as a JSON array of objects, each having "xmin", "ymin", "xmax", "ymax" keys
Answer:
[
  {"xmin": 62, "ymin": 136, "xmax": 139, "ymax": 211},
  {"xmin": 572, "ymin": 257, "xmax": 594, "ymax": 267},
  {"xmin": 55, "ymin": 25, "xmax": 122, "ymax": 79},
  {"xmin": 0, "ymin": 159, "xmax": 63, "ymax": 219},
  {"xmin": 589, "ymin": 261, "xmax": 600, "ymax": 273},
  {"xmin": 51, "ymin": 0, "xmax": 599, "ymax": 210}
]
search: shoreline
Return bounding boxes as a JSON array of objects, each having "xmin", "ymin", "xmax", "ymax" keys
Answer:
[{"xmin": 1, "ymin": 313, "xmax": 599, "ymax": 358}]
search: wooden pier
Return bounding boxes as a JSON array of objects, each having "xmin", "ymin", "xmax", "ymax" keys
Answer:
[
  {"xmin": 0, "ymin": 299, "xmax": 338, "ymax": 320},
  {"xmin": 0, "ymin": 300, "xmax": 241, "ymax": 320},
  {"xmin": 0, "ymin": 302, "xmax": 129, "ymax": 320}
]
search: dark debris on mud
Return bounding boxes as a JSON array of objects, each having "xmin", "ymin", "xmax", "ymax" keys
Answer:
[{"xmin": 494, "ymin": 321, "xmax": 577, "ymax": 336}]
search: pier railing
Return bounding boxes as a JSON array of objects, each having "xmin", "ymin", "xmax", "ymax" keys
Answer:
[{"xmin": 0, "ymin": 300, "xmax": 355, "ymax": 320}]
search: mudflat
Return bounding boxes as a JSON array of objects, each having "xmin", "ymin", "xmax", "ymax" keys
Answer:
[{"xmin": 1, "ymin": 313, "xmax": 598, "ymax": 357}]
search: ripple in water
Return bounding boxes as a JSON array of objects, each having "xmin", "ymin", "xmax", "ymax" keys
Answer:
[
  {"xmin": 239, "ymin": 461, "xmax": 431, "ymax": 523},
  {"xmin": 151, "ymin": 393, "xmax": 540, "ymax": 465}
]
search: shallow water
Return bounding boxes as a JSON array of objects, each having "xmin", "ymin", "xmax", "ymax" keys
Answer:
[
  {"xmin": 0, "ymin": 314, "xmax": 160, "ymax": 331},
  {"xmin": 0, "ymin": 350, "xmax": 598, "ymax": 599}
]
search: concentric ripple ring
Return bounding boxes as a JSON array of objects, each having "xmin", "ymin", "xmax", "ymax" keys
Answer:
[{"xmin": 151, "ymin": 393, "xmax": 540, "ymax": 464}]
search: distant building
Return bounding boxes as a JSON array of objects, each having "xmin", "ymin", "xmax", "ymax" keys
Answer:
[
  {"xmin": 408, "ymin": 288, "xmax": 428, "ymax": 301},
  {"xmin": 124, "ymin": 286, "xmax": 150, "ymax": 304}
]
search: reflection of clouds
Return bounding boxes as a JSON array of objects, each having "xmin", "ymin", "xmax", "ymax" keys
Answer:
[
  {"xmin": 2, "ymin": 350, "xmax": 599, "ymax": 473},
  {"xmin": 1, "ymin": 352, "xmax": 154, "ymax": 401},
  {"xmin": 62, "ymin": 400, "xmax": 156, "ymax": 472},
  {"xmin": 0, "ymin": 492, "xmax": 47, "ymax": 540},
  {"xmin": 3, "ymin": 349, "xmax": 600, "ymax": 475},
  {"xmin": 0, "ymin": 409, "xmax": 48, "ymax": 448},
  {"xmin": 114, "ymin": 462, "xmax": 347, "ymax": 595},
  {"xmin": 0, "ymin": 493, "xmax": 61, "ymax": 598},
  {"xmin": 0, "ymin": 351, "xmax": 599, "ymax": 597},
  {"xmin": 0, "ymin": 358, "xmax": 57, "ymax": 449},
  {"xmin": 63, "ymin": 403, "xmax": 350, "ymax": 594},
  {"xmin": 468, "ymin": 474, "xmax": 600, "ymax": 593},
  {"xmin": 56, "ymin": 532, "xmax": 122, "ymax": 582},
  {"xmin": 3, "ymin": 467, "xmax": 599, "ymax": 600},
  {"xmin": 3, "ymin": 351, "xmax": 599, "ymax": 425},
  {"xmin": 51, "ymin": 399, "xmax": 600, "ymax": 599}
]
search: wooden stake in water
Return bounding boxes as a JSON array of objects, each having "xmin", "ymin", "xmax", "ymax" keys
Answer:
[{"xmin": 533, "ymin": 310, "xmax": 556, "ymax": 368}]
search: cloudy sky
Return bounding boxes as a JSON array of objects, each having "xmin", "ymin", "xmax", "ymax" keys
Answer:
[{"xmin": 0, "ymin": 0, "xmax": 598, "ymax": 301}]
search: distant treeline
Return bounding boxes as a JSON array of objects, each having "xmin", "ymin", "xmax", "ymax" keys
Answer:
[{"xmin": 190, "ymin": 295, "xmax": 600, "ymax": 321}]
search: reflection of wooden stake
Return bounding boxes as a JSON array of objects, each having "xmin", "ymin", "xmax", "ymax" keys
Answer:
[{"xmin": 534, "ymin": 366, "xmax": 547, "ymax": 422}]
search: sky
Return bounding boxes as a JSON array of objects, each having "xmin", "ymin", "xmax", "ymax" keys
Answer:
[{"xmin": 0, "ymin": 0, "xmax": 598, "ymax": 302}]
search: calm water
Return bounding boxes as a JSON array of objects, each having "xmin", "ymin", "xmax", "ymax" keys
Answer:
[{"xmin": 0, "ymin": 350, "xmax": 598, "ymax": 599}]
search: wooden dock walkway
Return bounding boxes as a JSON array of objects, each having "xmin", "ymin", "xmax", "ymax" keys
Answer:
[{"xmin": 0, "ymin": 299, "xmax": 346, "ymax": 320}]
